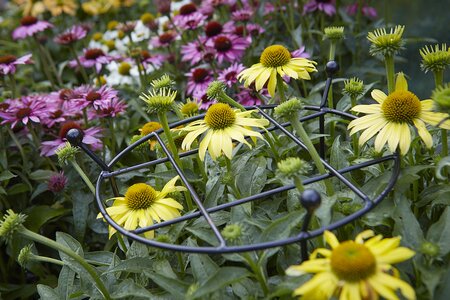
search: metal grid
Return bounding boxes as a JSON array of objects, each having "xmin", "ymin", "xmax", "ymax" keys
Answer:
[{"xmin": 67, "ymin": 62, "xmax": 400, "ymax": 257}]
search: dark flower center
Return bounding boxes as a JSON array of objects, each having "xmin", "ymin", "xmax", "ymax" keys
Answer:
[
  {"xmin": 16, "ymin": 107, "xmax": 31, "ymax": 119},
  {"xmin": 205, "ymin": 21, "xmax": 223, "ymax": 37},
  {"xmin": 84, "ymin": 48, "xmax": 104, "ymax": 60},
  {"xmin": 316, "ymin": 0, "xmax": 331, "ymax": 3},
  {"xmin": 0, "ymin": 103, "xmax": 10, "ymax": 111},
  {"xmin": 225, "ymin": 71, "xmax": 237, "ymax": 81},
  {"xmin": 51, "ymin": 110, "xmax": 63, "ymax": 119},
  {"xmin": 0, "ymin": 55, "xmax": 17, "ymax": 64},
  {"xmin": 140, "ymin": 50, "xmax": 151, "ymax": 60},
  {"xmin": 214, "ymin": 36, "xmax": 232, "ymax": 52},
  {"xmin": 192, "ymin": 68, "xmax": 209, "ymax": 83},
  {"xmin": 59, "ymin": 121, "xmax": 82, "ymax": 139},
  {"xmin": 86, "ymin": 91, "xmax": 102, "ymax": 102},
  {"xmin": 59, "ymin": 89, "xmax": 73, "ymax": 101},
  {"xmin": 57, "ymin": 33, "xmax": 75, "ymax": 43},
  {"xmin": 20, "ymin": 16, "xmax": 38, "ymax": 26},
  {"xmin": 179, "ymin": 3, "xmax": 197, "ymax": 15},
  {"xmin": 159, "ymin": 32, "xmax": 174, "ymax": 44},
  {"xmin": 234, "ymin": 26, "xmax": 244, "ymax": 36}
]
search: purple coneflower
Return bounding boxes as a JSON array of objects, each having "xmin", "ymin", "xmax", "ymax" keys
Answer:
[
  {"xmin": 186, "ymin": 68, "xmax": 213, "ymax": 97},
  {"xmin": 303, "ymin": 0, "xmax": 336, "ymax": 16},
  {"xmin": 177, "ymin": 12, "xmax": 207, "ymax": 30},
  {"xmin": 206, "ymin": 34, "xmax": 249, "ymax": 64},
  {"xmin": 181, "ymin": 40, "xmax": 206, "ymax": 65},
  {"xmin": 346, "ymin": 1, "xmax": 377, "ymax": 19},
  {"xmin": 139, "ymin": 50, "xmax": 165, "ymax": 69},
  {"xmin": 195, "ymin": 93, "xmax": 215, "ymax": 110},
  {"xmin": 47, "ymin": 171, "xmax": 68, "ymax": 193},
  {"xmin": 12, "ymin": 16, "xmax": 53, "ymax": 40},
  {"xmin": 173, "ymin": 3, "xmax": 199, "ymax": 26},
  {"xmin": 291, "ymin": 46, "xmax": 311, "ymax": 59},
  {"xmin": 150, "ymin": 31, "xmax": 177, "ymax": 48},
  {"xmin": 80, "ymin": 85, "xmax": 119, "ymax": 110},
  {"xmin": 204, "ymin": 21, "xmax": 224, "ymax": 38},
  {"xmin": 232, "ymin": 8, "xmax": 253, "ymax": 22},
  {"xmin": 236, "ymin": 86, "xmax": 267, "ymax": 106},
  {"xmin": 54, "ymin": 25, "xmax": 87, "ymax": 45},
  {"xmin": 218, "ymin": 63, "xmax": 245, "ymax": 87},
  {"xmin": 40, "ymin": 121, "xmax": 103, "ymax": 156},
  {"xmin": 0, "ymin": 96, "xmax": 47, "ymax": 129},
  {"xmin": 69, "ymin": 48, "xmax": 113, "ymax": 72},
  {"xmin": 90, "ymin": 97, "xmax": 127, "ymax": 118},
  {"xmin": 0, "ymin": 54, "xmax": 32, "ymax": 75}
]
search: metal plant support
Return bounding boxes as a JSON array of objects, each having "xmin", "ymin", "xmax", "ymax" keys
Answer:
[{"xmin": 67, "ymin": 62, "xmax": 400, "ymax": 259}]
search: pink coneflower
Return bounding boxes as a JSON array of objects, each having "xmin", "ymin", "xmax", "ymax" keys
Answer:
[
  {"xmin": 0, "ymin": 96, "xmax": 47, "ymax": 129},
  {"xmin": 218, "ymin": 63, "xmax": 245, "ymax": 87},
  {"xmin": 346, "ymin": 2, "xmax": 377, "ymax": 19},
  {"xmin": 246, "ymin": 23, "xmax": 265, "ymax": 36},
  {"xmin": 54, "ymin": 25, "xmax": 87, "ymax": 45},
  {"xmin": 57, "ymin": 87, "xmax": 88, "ymax": 117},
  {"xmin": 291, "ymin": 46, "xmax": 311, "ymax": 59},
  {"xmin": 177, "ymin": 12, "xmax": 207, "ymax": 30},
  {"xmin": 118, "ymin": 21, "xmax": 137, "ymax": 34},
  {"xmin": 40, "ymin": 98, "xmax": 69, "ymax": 128},
  {"xmin": 186, "ymin": 68, "xmax": 213, "ymax": 97},
  {"xmin": 206, "ymin": 34, "xmax": 249, "ymax": 64},
  {"xmin": 90, "ymin": 97, "xmax": 127, "ymax": 118},
  {"xmin": 47, "ymin": 171, "xmax": 68, "ymax": 193},
  {"xmin": 150, "ymin": 31, "xmax": 177, "ymax": 48},
  {"xmin": 195, "ymin": 93, "xmax": 215, "ymax": 110},
  {"xmin": 181, "ymin": 40, "xmax": 206, "ymax": 65},
  {"xmin": 80, "ymin": 85, "xmax": 119, "ymax": 110},
  {"xmin": 232, "ymin": 8, "xmax": 253, "ymax": 22},
  {"xmin": 12, "ymin": 16, "xmax": 53, "ymax": 40},
  {"xmin": 236, "ymin": 86, "xmax": 266, "ymax": 106},
  {"xmin": 69, "ymin": 48, "xmax": 113, "ymax": 72},
  {"xmin": 40, "ymin": 121, "xmax": 103, "ymax": 156},
  {"xmin": 0, "ymin": 54, "xmax": 32, "ymax": 75},
  {"xmin": 140, "ymin": 50, "xmax": 165, "ymax": 69},
  {"xmin": 173, "ymin": 3, "xmax": 199, "ymax": 25},
  {"xmin": 303, "ymin": 0, "xmax": 336, "ymax": 16}
]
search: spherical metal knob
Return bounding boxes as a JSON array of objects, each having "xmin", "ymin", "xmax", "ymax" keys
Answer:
[
  {"xmin": 300, "ymin": 189, "xmax": 321, "ymax": 213},
  {"xmin": 326, "ymin": 61, "xmax": 339, "ymax": 77},
  {"xmin": 65, "ymin": 128, "xmax": 84, "ymax": 146}
]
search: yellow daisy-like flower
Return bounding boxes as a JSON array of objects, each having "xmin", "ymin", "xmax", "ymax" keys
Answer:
[
  {"xmin": 286, "ymin": 230, "xmax": 416, "ymax": 300},
  {"xmin": 43, "ymin": 0, "xmax": 77, "ymax": 16},
  {"xmin": 82, "ymin": 0, "xmax": 113, "ymax": 15},
  {"xmin": 237, "ymin": 45, "xmax": 317, "ymax": 97},
  {"xmin": 348, "ymin": 73, "xmax": 450, "ymax": 154},
  {"xmin": 13, "ymin": 0, "xmax": 47, "ymax": 16},
  {"xmin": 139, "ymin": 121, "xmax": 162, "ymax": 150},
  {"xmin": 178, "ymin": 103, "xmax": 269, "ymax": 161},
  {"xmin": 97, "ymin": 176, "xmax": 186, "ymax": 239}
]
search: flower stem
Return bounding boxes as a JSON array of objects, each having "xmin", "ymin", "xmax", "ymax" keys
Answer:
[
  {"xmin": 7, "ymin": 127, "xmax": 29, "ymax": 170},
  {"xmin": 69, "ymin": 45, "xmax": 89, "ymax": 83},
  {"xmin": 384, "ymin": 54, "xmax": 395, "ymax": 94},
  {"xmin": 158, "ymin": 112, "xmax": 194, "ymax": 210},
  {"xmin": 242, "ymin": 253, "xmax": 269, "ymax": 296},
  {"xmin": 19, "ymin": 227, "xmax": 111, "ymax": 300},
  {"xmin": 433, "ymin": 70, "xmax": 448, "ymax": 159},
  {"xmin": 32, "ymin": 254, "xmax": 65, "ymax": 266},
  {"xmin": 70, "ymin": 160, "xmax": 96, "ymax": 195},
  {"xmin": 8, "ymin": 74, "xmax": 16, "ymax": 98},
  {"xmin": 289, "ymin": 116, "xmax": 334, "ymax": 196},
  {"xmin": 108, "ymin": 119, "xmax": 116, "ymax": 158},
  {"xmin": 293, "ymin": 176, "xmax": 305, "ymax": 192},
  {"xmin": 225, "ymin": 157, "xmax": 241, "ymax": 198},
  {"xmin": 219, "ymin": 92, "xmax": 246, "ymax": 111}
]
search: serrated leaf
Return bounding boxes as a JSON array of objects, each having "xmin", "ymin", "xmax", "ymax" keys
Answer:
[{"xmin": 192, "ymin": 267, "xmax": 251, "ymax": 298}]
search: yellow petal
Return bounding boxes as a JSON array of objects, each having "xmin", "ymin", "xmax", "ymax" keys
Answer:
[
  {"xmin": 413, "ymin": 119, "xmax": 433, "ymax": 148},
  {"xmin": 254, "ymin": 67, "xmax": 272, "ymax": 91},
  {"xmin": 352, "ymin": 104, "xmax": 382, "ymax": 114},
  {"xmin": 358, "ymin": 119, "xmax": 388, "ymax": 145},
  {"xmin": 374, "ymin": 122, "xmax": 392, "ymax": 152},
  {"xmin": 198, "ymin": 130, "xmax": 213, "ymax": 161},
  {"xmin": 157, "ymin": 197, "xmax": 184, "ymax": 210},
  {"xmin": 377, "ymin": 247, "xmax": 415, "ymax": 265},
  {"xmin": 285, "ymin": 259, "xmax": 330, "ymax": 275},
  {"xmin": 182, "ymin": 126, "xmax": 208, "ymax": 150},
  {"xmin": 355, "ymin": 230, "xmax": 375, "ymax": 243},
  {"xmin": 395, "ymin": 72, "xmax": 408, "ymax": 92},
  {"xmin": 267, "ymin": 68, "xmax": 277, "ymax": 97},
  {"xmin": 293, "ymin": 272, "xmax": 337, "ymax": 297},
  {"xmin": 324, "ymin": 231, "xmax": 340, "ymax": 249},
  {"xmin": 371, "ymin": 90, "xmax": 387, "ymax": 103},
  {"xmin": 398, "ymin": 123, "xmax": 411, "ymax": 154}
]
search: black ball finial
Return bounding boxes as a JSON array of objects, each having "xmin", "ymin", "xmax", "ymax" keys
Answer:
[
  {"xmin": 325, "ymin": 61, "xmax": 339, "ymax": 77},
  {"xmin": 300, "ymin": 189, "xmax": 321, "ymax": 212},
  {"xmin": 66, "ymin": 128, "xmax": 84, "ymax": 146}
]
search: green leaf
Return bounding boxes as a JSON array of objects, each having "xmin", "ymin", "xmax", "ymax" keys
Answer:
[
  {"xmin": 24, "ymin": 205, "xmax": 69, "ymax": 232},
  {"xmin": 37, "ymin": 284, "xmax": 60, "ymax": 300},
  {"xmin": 144, "ymin": 272, "xmax": 189, "ymax": 299},
  {"xmin": 29, "ymin": 169, "xmax": 55, "ymax": 182},
  {"xmin": 0, "ymin": 170, "xmax": 16, "ymax": 181},
  {"xmin": 258, "ymin": 211, "xmax": 304, "ymax": 243},
  {"xmin": 72, "ymin": 190, "xmax": 93, "ymax": 241},
  {"xmin": 427, "ymin": 206, "xmax": 450, "ymax": 256},
  {"xmin": 392, "ymin": 195, "xmax": 424, "ymax": 249},
  {"xmin": 187, "ymin": 239, "xmax": 219, "ymax": 283},
  {"xmin": 192, "ymin": 267, "xmax": 251, "ymax": 298},
  {"xmin": 111, "ymin": 279, "xmax": 155, "ymax": 299},
  {"xmin": 106, "ymin": 257, "xmax": 154, "ymax": 274},
  {"xmin": 436, "ymin": 156, "xmax": 450, "ymax": 180},
  {"xmin": 56, "ymin": 266, "xmax": 76, "ymax": 300},
  {"xmin": 55, "ymin": 232, "xmax": 86, "ymax": 276},
  {"xmin": 7, "ymin": 183, "xmax": 29, "ymax": 195},
  {"xmin": 30, "ymin": 183, "xmax": 48, "ymax": 201},
  {"xmin": 204, "ymin": 176, "xmax": 225, "ymax": 208},
  {"xmin": 236, "ymin": 156, "xmax": 267, "ymax": 197},
  {"xmin": 85, "ymin": 251, "xmax": 118, "ymax": 266}
]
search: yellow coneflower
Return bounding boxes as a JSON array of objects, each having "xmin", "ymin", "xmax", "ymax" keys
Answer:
[
  {"xmin": 139, "ymin": 121, "xmax": 162, "ymax": 150},
  {"xmin": 43, "ymin": 0, "xmax": 78, "ymax": 16}
]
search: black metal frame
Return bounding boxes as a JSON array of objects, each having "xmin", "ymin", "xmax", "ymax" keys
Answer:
[{"xmin": 67, "ymin": 62, "xmax": 400, "ymax": 257}]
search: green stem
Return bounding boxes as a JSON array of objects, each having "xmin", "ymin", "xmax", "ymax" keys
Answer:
[
  {"xmin": 441, "ymin": 130, "xmax": 448, "ymax": 158},
  {"xmin": 293, "ymin": 176, "xmax": 305, "ymax": 192},
  {"xmin": 290, "ymin": 116, "xmax": 334, "ymax": 196},
  {"xmin": 242, "ymin": 253, "xmax": 269, "ymax": 296},
  {"xmin": 134, "ymin": 57, "xmax": 146, "ymax": 90},
  {"xmin": 384, "ymin": 55, "xmax": 395, "ymax": 94},
  {"xmin": 158, "ymin": 112, "xmax": 194, "ymax": 210},
  {"xmin": 276, "ymin": 74, "xmax": 287, "ymax": 103},
  {"xmin": 32, "ymin": 255, "xmax": 65, "ymax": 266},
  {"xmin": 70, "ymin": 160, "xmax": 96, "ymax": 195},
  {"xmin": 225, "ymin": 157, "xmax": 241, "ymax": 198},
  {"xmin": 39, "ymin": 42, "xmax": 62, "ymax": 86},
  {"xmin": 34, "ymin": 39, "xmax": 56, "ymax": 89},
  {"xmin": 108, "ymin": 119, "xmax": 116, "ymax": 158},
  {"xmin": 219, "ymin": 91, "xmax": 246, "ymax": 111},
  {"xmin": 195, "ymin": 154, "xmax": 207, "ymax": 183},
  {"xmin": 7, "ymin": 127, "xmax": 28, "ymax": 170},
  {"xmin": 70, "ymin": 45, "xmax": 89, "ymax": 83},
  {"xmin": 19, "ymin": 227, "xmax": 111, "ymax": 300},
  {"xmin": 434, "ymin": 70, "xmax": 444, "ymax": 88},
  {"xmin": 263, "ymin": 132, "xmax": 280, "ymax": 162},
  {"xmin": 8, "ymin": 74, "xmax": 16, "ymax": 98}
]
